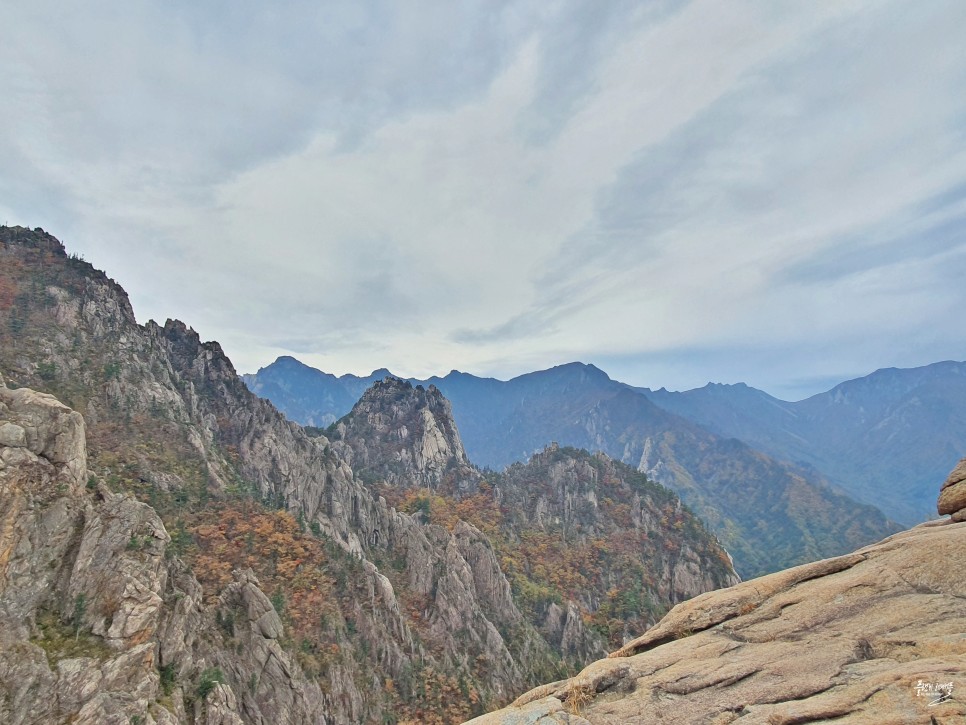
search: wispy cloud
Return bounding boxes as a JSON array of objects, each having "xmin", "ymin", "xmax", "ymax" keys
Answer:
[{"xmin": 1, "ymin": 0, "xmax": 964, "ymax": 395}]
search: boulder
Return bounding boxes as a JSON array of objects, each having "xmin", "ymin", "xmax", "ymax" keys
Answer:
[
  {"xmin": 0, "ymin": 384, "xmax": 87, "ymax": 491},
  {"xmin": 937, "ymin": 456, "xmax": 966, "ymax": 522}
]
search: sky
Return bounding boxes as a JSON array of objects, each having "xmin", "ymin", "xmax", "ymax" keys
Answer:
[{"xmin": 2, "ymin": 1, "xmax": 965, "ymax": 401}]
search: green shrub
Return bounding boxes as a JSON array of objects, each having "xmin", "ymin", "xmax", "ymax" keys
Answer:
[
  {"xmin": 159, "ymin": 662, "xmax": 177, "ymax": 696},
  {"xmin": 196, "ymin": 667, "xmax": 224, "ymax": 700},
  {"xmin": 72, "ymin": 593, "xmax": 86, "ymax": 637},
  {"xmin": 37, "ymin": 361, "xmax": 57, "ymax": 381}
]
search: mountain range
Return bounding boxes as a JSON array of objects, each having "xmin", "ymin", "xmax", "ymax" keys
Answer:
[
  {"xmin": 245, "ymin": 358, "xmax": 904, "ymax": 578},
  {"xmin": 0, "ymin": 225, "xmax": 737, "ymax": 724},
  {"xmin": 3, "ymin": 225, "xmax": 959, "ymax": 723},
  {"xmin": 244, "ymin": 356, "xmax": 966, "ymax": 529},
  {"xmin": 637, "ymin": 362, "xmax": 966, "ymax": 525}
]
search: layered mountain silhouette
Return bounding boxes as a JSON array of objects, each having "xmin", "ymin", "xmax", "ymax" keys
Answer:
[
  {"xmin": 638, "ymin": 362, "xmax": 966, "ymax": 525},
  {"xmin": 245, "ymin": 358, "xmax": 966, "ymax": 531},
  {"xmin": 245, "ymin": 359, "xmax": 902, "ymax": 577}
]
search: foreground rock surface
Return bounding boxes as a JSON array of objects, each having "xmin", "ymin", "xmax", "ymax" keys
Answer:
[{"xmin": 466, "ymin": 518, "xmax": 966, "ymax": 724}]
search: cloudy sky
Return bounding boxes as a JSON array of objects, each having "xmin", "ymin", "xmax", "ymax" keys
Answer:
[{"xmin": 2, "ymin": 1, "xmax": 965, "ymax": 400}]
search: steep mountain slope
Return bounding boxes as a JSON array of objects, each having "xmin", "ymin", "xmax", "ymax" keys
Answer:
[
  {"xmin": 0, "ymin": 226, "xmax": 568, "ymax": 723},
  {"xmin": 326, "ymin": 376, "xmax": 739, "ymax": 653},
  {"xmin": 467, "ymin": 467, "xmax": 966, "ymax": 725},
  {"xmin": 640, "ymin": 361, "xmax": 966, "ymax": 525},
  {"xmin": 248, "ymin": 360, "xmax": 899, "ymax": 577},
  {"xmin": 0, "ymin": 380, "xmax": 334, "ymax": 724},
  {"xmin": 0, "ymin": 226, "xmax": 742, "ymax": 723}
]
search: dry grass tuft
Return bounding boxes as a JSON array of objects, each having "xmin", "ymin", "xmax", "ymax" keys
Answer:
[{"xmin": 564, "ymin": 681, "xmax": 594, "ymax": 716}]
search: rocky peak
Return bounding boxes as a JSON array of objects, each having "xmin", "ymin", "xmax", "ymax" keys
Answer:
[
  {"xmin": 330, "ymin": 376, "xmax": 479, "ymax": 491},
  {"xmin": 158, "ymin": 319, "xmax": 237, "ymax": 379}
]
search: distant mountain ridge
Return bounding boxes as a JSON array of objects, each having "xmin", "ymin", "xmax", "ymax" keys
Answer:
[
  {"xmin": 241, "ymin": 355, "xmax": 390, "ymax": 427},
  {"xmin": 245, "ymin": 359, "xmax": 901, "ymax": 577},
  {"xmin": 245, "ymin": 357, "xmax": 965, "ymax": 527},
  {"xmin": 637, "ymin": 360, "xmax": 966, "ymax": 525}
]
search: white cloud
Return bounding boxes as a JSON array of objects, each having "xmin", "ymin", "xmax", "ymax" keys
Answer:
[{"xmin": 1, "ymin": 0, "xmax": 965, "ymax": 393}]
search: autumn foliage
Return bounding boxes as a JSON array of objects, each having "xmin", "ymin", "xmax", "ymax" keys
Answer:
[{"xmin": 184, "ymin": 504, "xmax": 340, "ymax": 647}]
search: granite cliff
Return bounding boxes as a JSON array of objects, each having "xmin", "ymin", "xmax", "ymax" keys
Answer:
[{"xmin": 0, "ymin": 374, "xmax": 335, "ymax": 723}]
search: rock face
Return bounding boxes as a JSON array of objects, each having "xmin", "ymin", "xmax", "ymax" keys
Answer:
[
  {"xmin": 465, "ymin": 462, "xmax": 966, "ymax": 725},
  {"xmin": 0, "ymin": 378, "xmax": 331, "ymax": 724},
  {"xmin": 0, "ymin": 383, "xmax": 87, "ymax": 492},
  {"xmin": 937, "ymin": 456, "xmax": 966, "ymax": 522},
  {"xmin": 330, "ymin": 378, "xmax": 739, "ymax": 660},
  {"xmin": 330, "ymin": 376, "xmax": 478, "ymax": 492}
]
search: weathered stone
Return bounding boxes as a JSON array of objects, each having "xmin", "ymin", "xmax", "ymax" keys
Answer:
[
  {"xmin": 938, "ymin": 457, "xmax": 966, "ymax": 517},
  {"xmin": 0, "ymin": 422, "xmax": 26, "ymax": 448},
  {"xmin": 465, "ymin": 695, "xmax": 591, "ymax": 725},
  {"xmin": 938, "ymin": 479, "xmax": 966, "ymax": 516},
  {"xmin": 940, "ymin": 456, "xmax": 966, "ymax": 491},
  {"xmin": 0, "ymin": 445, "xmax": 40, "ymax": 468},
  {"xmin": 469, "ymin": 520, "xmax": 966, "ymax": 724},
  {"xmin": 0, "ymin": 385, "xmax": 86, "ymax": 490},
  {"xmin": 203, "ymin": 683, "xmax": 245, "ymax": 725},
  {"xmin": 220, "ymin": 570, "xmax": 283, "ymax": 640},
  {"xmin": 68, "ymin": 493, "xmax": 170, "ymax": 648}
]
